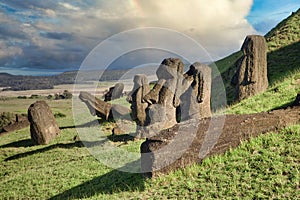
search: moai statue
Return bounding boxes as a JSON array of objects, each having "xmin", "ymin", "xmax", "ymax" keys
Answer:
[
  {"xmin": 143, "ymin": 58, "xmax": 184, "ymax": 136},
  {"xmin": 232, "ymin": 35, "xmax": 268, "ymax": 101},
  {"xmin": 180, "ymin": 62, "xmax": 212, "ymax": 121},
  {"xmin": 104, "ymin": 83, "xmax": 124, "ymax": 102},
  {"xmin": 127, "ymin": 74, "xmax": 150, "ymax": 137}
]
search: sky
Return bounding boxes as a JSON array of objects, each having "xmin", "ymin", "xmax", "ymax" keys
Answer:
[{"xmin": 0, "ymin": 0, "xmax": 299, "ymax": 75}]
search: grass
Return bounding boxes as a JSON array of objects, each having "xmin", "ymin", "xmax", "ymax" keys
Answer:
[
  {"xmin": 0, "ymin": 97, "xmax": 299, "ymax": 199},
  {"xmin": 226, "ymin": 70, "xmax": 300, "ymax": 114},
  {"xmin": 1, "ymin": 9, "xmax": 299, "ymax": 199},
  {"xmin": 1, "ymin": 88, "xmax": 300, "ymax": 199}
]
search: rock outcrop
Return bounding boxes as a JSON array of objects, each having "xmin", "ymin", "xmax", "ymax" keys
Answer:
[
  {"xmin": 28, "ymin": 101, "xmax": 60, "ymax": 145},
  {"xmin": 232, "ymin": 35, "xmax": 268, "ymax": 101}
]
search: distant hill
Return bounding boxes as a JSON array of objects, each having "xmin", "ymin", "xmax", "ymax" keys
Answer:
[
  {"xmin": 213, "ymin": 8, "xmax": 300, "ymax": 105},
  {"xmin": 0, "ymin": 69, "xmax": 130, "ymax": 91}
]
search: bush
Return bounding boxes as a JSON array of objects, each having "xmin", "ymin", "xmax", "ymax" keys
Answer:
[
  {"xmin": 54, "ymin": 112, "xmax": 66, "ymax": 118},
  {"xmin": 54, "ymin": 90, "xmax": 72, "ymax": 100},
  {"xmin": 17, "ymin": 96, "xmax": 27, "ymax": 99},
  {"xmin": 29, "ymin": 94, "xmax": 40, "ymax": 99}
]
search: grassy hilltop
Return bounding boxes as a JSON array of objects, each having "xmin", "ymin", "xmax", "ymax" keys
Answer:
[
  {"xmin": 214, "ymin": 8, "xmax": 300, "ymax": 105},
  {"xmin": 0, "ymin": 9, "xmax": 300, "ymax": 199}
]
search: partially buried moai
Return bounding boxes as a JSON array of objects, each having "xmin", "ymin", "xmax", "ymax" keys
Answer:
[
  {"xmin": 232, "ymin": 35, "xmax": 268, "ymax": 101},
  {"xmin": 127, "ymin": 74, "xmax": 150, "ymax": 137},
  {"xmin": 143, "ymin": 58, "xmax": 184, "ymax": 136},
  {"xmin": 128, "ymin": 58, "xmax": 212, "ymax": 138},
  {"xmin": 180, "ymin": 62, "xmax": 212, "ymax": 121}
]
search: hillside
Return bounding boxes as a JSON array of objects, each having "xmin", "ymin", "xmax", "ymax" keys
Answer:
[
  {"xmin": 214, "ymin": 8, "xmax": 300, "ymax": 105},
  {"xmin": 0, "ymin": 69, "xmax": 129, "ymax": 91},
  {"xmin": 1, "ymin": 9, "xmax": 300, "ymax": 200}
]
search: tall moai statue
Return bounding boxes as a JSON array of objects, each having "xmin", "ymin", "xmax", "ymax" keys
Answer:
[
  {"xmin": 127, "ymin": 75, "xmax": 150, "ymax": 124},
  {"xmin": 127, "ymin": 74, "xmax": 150, "ymax": 137},
  {"xmin": 143, "ymin": 58, "xmax": 184, "ymax": 136},
  {"xmin": 180, "ymin": 62, "xmax": 212, "ymax": 121},
  {"xmin": 232, "ymin": 35, "xmax": 268, "ymax": 101}
]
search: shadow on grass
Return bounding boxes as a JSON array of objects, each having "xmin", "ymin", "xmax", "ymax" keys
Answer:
[
  {"xmin": 3, "ymin": 141, "xmax": 89, "ymax": 161},
  {"xmin": 49, "ymin": 160, "xmax": 146, "ymax": 199},
  {"xmin": 0, "ymin": 139, "xmax": 34, "ymax": 148},
  {"xmin": 107, "ymin": 134, "xmax": 135, "ymax": 142},
  {"xmin": 60, "ymin": 119, "xmax": 103, "ymax": 130}
]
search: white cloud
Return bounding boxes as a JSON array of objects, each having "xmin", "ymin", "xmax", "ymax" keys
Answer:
[
  {"xmin": 59, "ymin": 2, "xmax": 80, "ymax": 11},
  {"xmin": 1, "ymin": 0, "xmax": 258, "ymax": 72},
  {"xmin": 57, "ymin": 0, "xmax": 256, "ymax": 59}
]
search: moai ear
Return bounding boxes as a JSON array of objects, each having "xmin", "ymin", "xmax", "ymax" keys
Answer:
[{"xmin": 197, "ymin": 71, "xmax": 204, "ymax": 103}]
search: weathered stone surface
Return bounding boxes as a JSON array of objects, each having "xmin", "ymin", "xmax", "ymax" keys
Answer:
[
  {"xmin": 104, "ymin": 83, "xmax": 124, "ymax": 102},
  {"xmin": 180, "ymin": 62, "xmax": 212, "ymax": 120},
  {"xmin": 110, "ymin": 104, "xmax": 131, "ymax": 121},
  {"xmin": 141, "ymin": 106, "xmax": 300, "ymax": 177},
  {"xmin": 1, "ymin": 114, "xmax": 30, "ymax": 135},
  {"xmin": 232, "ymin": 35, "xmax": 268, "ymax": 101},
  {"xmin": 79, "ymin": 91, "xmax": 130, "ymax": 121},
  {"xmin": 143, "ymin": 79, "xmax": 166, "ymax": 105},
  {"xmin": 143, "ymin": 58, "xmax": 184, "ymax": 135},
  {"xmin": 79, "ymin": 91, "xmax": 112, "ymax": 120},
  {"xmin": 127, "ymin": 74, "xmax": 150, "ymax": 126},
  {"xmin": 28, "ymin": 101, "xmax": 60, "ymax": 145}
]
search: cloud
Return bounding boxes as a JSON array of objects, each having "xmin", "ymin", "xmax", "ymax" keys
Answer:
[
  {"xmin": 0, "ymin": 0, "xmax": 257, "ymax": 74},
  {"xmin": 59, "ymin": 3, "xmax": 80, "ymax": 11},
  {"xmin": 40, "ymin": 32, "xmax": 74, "ymax": 40}
]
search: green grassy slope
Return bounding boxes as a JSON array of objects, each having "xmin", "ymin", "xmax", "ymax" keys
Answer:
[
  {"xmin": 214, "ymin": 8, "xmax": 300, "ymax": 104},
  {"xmin": 1, "ymin": 98, "xmax": 299, "ymax": 199},
  {"xmin": 1, "ymin": 9, "xmax": 300, "ymax": 200}
]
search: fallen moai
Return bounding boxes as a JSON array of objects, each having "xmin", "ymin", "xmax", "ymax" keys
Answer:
[
  {"xmin": 0, "ymin": 114, "xmax": 30, "ymax": 136},
  {"xmin": 79, "ymin": 91, "xmax": 112, "ymax": 120},
  {"xmin": 79, "ymin": 91, "xmax": 131, "ymax": 121},
  {"xmin": 232, "ymin": 35, "xmax": 268, "ymax": 101},
  {"xmin": 141, "ymin": 100, "xmax": 300, "ymax": 177},
  {"xmin": 28, "ymin": 101, "xmax": 60, "ymax": 145}
]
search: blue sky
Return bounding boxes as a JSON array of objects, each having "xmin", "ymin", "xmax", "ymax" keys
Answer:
[
  {"xmin": 0, "ymin": 0, "xmax": 299, "ymax": 75},
  {"xmin": 247, "ymin": 0, "xmax": 300, "ymax": 33}
]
